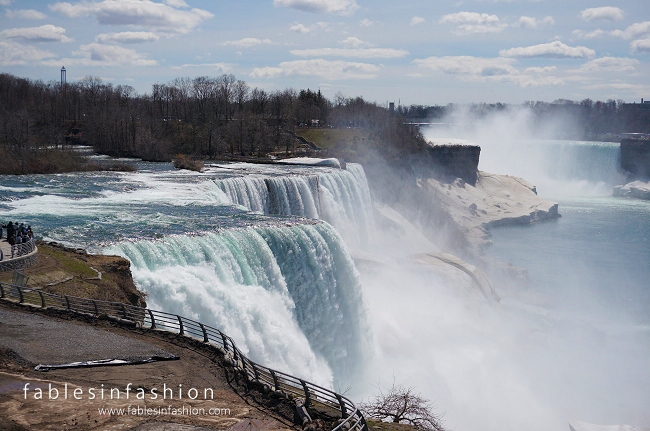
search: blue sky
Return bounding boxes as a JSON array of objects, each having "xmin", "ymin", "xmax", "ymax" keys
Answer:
[{"xmin": 0, "ymin": 0, "xmax": 648, "ymax": 104}]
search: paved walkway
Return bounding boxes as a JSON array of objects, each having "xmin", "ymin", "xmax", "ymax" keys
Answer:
[{"xmin": 0, "ymin": 307, "xmax": 174, "ymax": 365}]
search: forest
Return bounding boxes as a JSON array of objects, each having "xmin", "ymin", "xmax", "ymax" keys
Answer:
[{"xmin": 0, "ymin": 71, "xmax": 648, "ymax": 175}]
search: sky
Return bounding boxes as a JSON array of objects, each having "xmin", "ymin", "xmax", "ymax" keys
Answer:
[{"xmin": 0, "ymin": 0, "xmax": 648, "ymax": 105}]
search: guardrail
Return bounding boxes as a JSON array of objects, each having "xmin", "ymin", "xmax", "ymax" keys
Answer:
[
  {"xmin": 0, "ymin": 239, "xmax": 38, "ymax": 272},
  {"xmin": 0, "ymin": 282, "xmax": 367, "ymax": 431}
]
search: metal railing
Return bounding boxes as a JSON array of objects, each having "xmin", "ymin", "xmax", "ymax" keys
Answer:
[
  {"xmin": 0, "ymin": 282, "xmax": 367, "ymax": 431},
  {"xmin": 0, "ymin": 239, "xmax": 38, "ymax": 272}
]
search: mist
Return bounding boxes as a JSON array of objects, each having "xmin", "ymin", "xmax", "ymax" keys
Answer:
[{"xmin": 350, "ymin": 107, "xmax": 650, "ymax": 431}]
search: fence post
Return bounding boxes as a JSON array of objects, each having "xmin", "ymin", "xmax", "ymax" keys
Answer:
[
  {"xmin": 0, "ymin": 283, "xmax": 4, "ymax": 298},
  {"xmin": 92, "ymin": 300, "xmax": 98, "ymax": 315},
  {"xmin": 251, "ymin": 362, "xmax": 260, "ymax": 380},
  {"xmin": 148, "ymin": 309, "xmax": 156, "ymax": 329},
  {"xmin": 199, "ymin": 323, "xmax": 209, "ymax": 343},
  {"xmin": 270, "ymin": 370, "xmax": 280, "ymax": 391},
  {"xmin": 38, "ymin": 291, "xmax": 45, "ymax": 308},
  {"xmin": 220, "ymin": 332, "xmax": 229, "ymax": 352},
  {"xmin": 18, "ymin": 286, "xmax": 24, "ymax": 303},
  {"xmin": 120, "ymin": 303, "xmax": 127, "ymax": 319},
  {"xmin": 335, "ymin": 394, "xmax": 348, "ymax": 418},
  {"xmin": 299, "ymin": 379, "xmax": 311, "ymax": 407},
  {"xmin": 65, "ymin": 295, "xmax": 71, "ymax": 310},
  {"xmin": 177, "ymin": 315, "xmax": 184, "ymax": 335}
]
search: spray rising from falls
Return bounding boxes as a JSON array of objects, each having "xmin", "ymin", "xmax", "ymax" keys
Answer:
[
  {"xmin": 105, "ymin": 221, "xmax": 367, "ymax": 388},
  {"xmin": 215, "ymin": 163, "xmax": 374, "ymax": 245}
]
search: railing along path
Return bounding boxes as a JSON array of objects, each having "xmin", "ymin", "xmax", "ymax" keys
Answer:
[
  {"xmin": 0, "ymin": 282, "xmax": 367, "ymax": 431},
  {"xmin": 0, "ymin": 239, "xmax": 38, "ymax": 272}
]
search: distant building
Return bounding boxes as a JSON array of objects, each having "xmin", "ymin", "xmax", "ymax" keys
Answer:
[
  {"xmin": 389, "ymin": 102, "xmax": 395, "ymax": 113},
  {"xmin": 60, "ymin": 66, "xmax": 66, "ymax": 86}
]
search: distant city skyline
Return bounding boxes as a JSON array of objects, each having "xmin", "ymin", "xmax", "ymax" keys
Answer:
[{"xmin": 0, "ymin": 0, "xmax": 648, "ymax": 104}]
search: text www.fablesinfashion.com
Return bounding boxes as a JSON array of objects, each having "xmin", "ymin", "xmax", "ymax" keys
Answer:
[{"xmin": 98, "ymin": 405, "xmax": 231, "ymax": 417}]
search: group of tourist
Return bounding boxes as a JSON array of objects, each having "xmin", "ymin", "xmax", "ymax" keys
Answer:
[{"xmin": 0, "ymin": 222, "xmax": 34, "ymax": 260}]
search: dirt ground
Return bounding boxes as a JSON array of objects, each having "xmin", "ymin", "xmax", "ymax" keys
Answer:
[{"xmin": 0, "ymin": 302, "xmax": 299, "ymax": 431}]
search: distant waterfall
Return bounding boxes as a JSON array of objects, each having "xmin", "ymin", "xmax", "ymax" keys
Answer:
[
  {"xmin": 215, "ymin": 163, "xmax": 374, "ymax": 244},
  {"xmin": 105, "ymin": 221, "xmax": 366, "ymax": 387}
]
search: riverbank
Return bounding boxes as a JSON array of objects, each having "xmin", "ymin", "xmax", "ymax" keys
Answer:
[{"xmin": 0, "ymin": 241, "xmax": 146, "ymax": 307}]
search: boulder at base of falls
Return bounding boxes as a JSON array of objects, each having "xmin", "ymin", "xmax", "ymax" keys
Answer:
[
  {"xmin": 613, "ymin": 180, "xmax": 650, "ymax": 200},
  {"xmin": 569, "ymin": 419, "xmax": 650, "ymax": 431}
]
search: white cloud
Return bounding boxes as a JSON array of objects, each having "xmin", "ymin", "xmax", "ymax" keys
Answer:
[
  {"xmin": 43, "ymin": 43, "xmax": 157, "ymax": 66},
  {"xmin": 223, "ymin": 38, "xmax": 272, "ymax": 48},
  {"xmin": 439, "ymin": 12, "xmax": 507, "ymax": 34},
  {"xmin": 163, "ymin": 0, "xmax": 187, "ymax": 7},
  {"xmin": 49, "ymin": 0, "xmax": 213, "ymax": 34},
  {"xmin": 414, "ymin": 56, "xmax": 517, "ymax": 76},
  {"xmin": 413, "ymin": 55, "xmax": 565, "ymax": 87},
  {"xmin": 579, "ymin": 7, "xmax": 624, "ymax": 22},
  {"xmin": 0, "ymin": 40, "xmax": 55, "ymax": 65},
  {"xmin": 0, "ymin": 0, "xmax": 13, "ymax": 5},
  {"xmin": 96, "ymin": 31, "xmax": 159, "ymax": 43},
  {"xmin": 359, "ymin": 18, "xmax": 373, "ymax": 27},
  {"xmin": 572, "ymin": 29, "xmax": 607, "ymax": 39},
  {"xmin": 340, "ymin": 37, "xmax": 370, "ymax": 48},
  {"xmin": 631, "ymin": 39, "xmax": 650, "ymax": 53},
  {"xmin": 612, "ymin": 21, "xmax": 650, "ymax": 40},
  {"xmin": 290, "ymin": 47, "xmax": 408, "ymax": 58},
  {"xmin": 518, "ymin": 16, "xmax": 554, "ymax": 29},
  {"xmin": 524, "ymin": 66, "xmax": 557, "ymax": 73},
  {"xmin": 500, "ymin": 41, "xmax": 595, "ymax": 59},
  {"xmin": 6, "ymin": 9, "xmax": 47, "ymax": 19},
  {"xmin": 290, "ymin": 23, "xmax": 311, "ymax": 33},
  {"xmin": 410, "ymin": 16, "xmax": 425, "ymax": 26},
  {"xmin": 273, "ymin": 0, "xmax": 358, "ymax": 15},
  {"xmin": 0, "ymin": 25, "xmax": 73, "ymax": 43},
  {"xmin": 251, "ymin": 59, "xmax": 379, "ymax": 80},
  {"xmin": 170, "ymin": 62, "xmax": 229, "ymax": 72},
  {"xmin": 578, "ymin": 57, "xmax": 639, "ymax": 72}
]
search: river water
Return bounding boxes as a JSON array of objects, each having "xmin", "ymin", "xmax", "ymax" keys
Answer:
[{"xmin": 1, "ymin": 142, "xmax": 649, "ymax": 431}]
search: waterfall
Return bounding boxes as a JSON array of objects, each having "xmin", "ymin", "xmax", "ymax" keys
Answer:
[
  {"xmin": 104, "ymin": 221, "xmax": 366, "ymax": 387},
  {"xmin": 215, "ymin": 164, "xmax": 374, "ymax": 244}
]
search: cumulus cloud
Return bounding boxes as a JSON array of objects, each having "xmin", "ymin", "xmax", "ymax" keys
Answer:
[
  {"xmin": 49, "ymin": 0, "xmax": 213, "ymax": 34},
  {"xmin": 359, "ymin": 18, "xmax": 373, "ymax": 27},
  {"xmin": 43, "ymin": 43, "xmax": 157, "ymax": 66},
  {"xmin": 170, "ymin": 62, "xmax": 229, "ymax": 72},
  {"xmin": 340, "ymin": 37, "xmax": 370, "ymax": 48},
  {"xmin": 413, "ymin": 55, "xmax": 565, "ymax": 87},
  {"xmin": 499, "ymin": 41, "xmax": 595, "ymax": 58},
  {"xmin": 96, "ymin": 31, "xmax": 159, "ymax": 43},
  {"xmin": 251, "ymin": 59, "xmax": 379, "ymax": 80},
  {"xmin": 290, "ymin": 23, "xmax": 311, "ymax": 33},
  {"xmin": 0, "ymin": 0, "xmax": 13, "ymax": 5},
  {"xmin": 439, "ymin": 12, "xmax": 507, "ymax": 34},
  {"xmin": 0, "ymin": 40, "xmax": 55, "ymax": 65},
  {"xmin": 290, "ymin": 47, "xmax": 408, "ymax": 58},
  {"xmin": 524, "ymin": 66, "xmax": 557, "ymax": 73},
  {"xmin": 223, "ymin": 38, "xmax": 272, "ymax": 48},
  {"xmin": 579, "ymin": 7, "xmax": 624, "ymax": 22},
  {"xmin": 572, "ymin": 29, "xmax": 607, "ymax": 39},
  {"xmin": 414, "ymin": 56, "xmax": 517, "ymax": 76},
  {"xmin": 6, "ymin": 9, "xmax": 47, "ymax": 19},
  {"xmin": 578, "ymin": 57, "xmax": 639, "ymax": 72},
  {"xmin": 163, "ymin": 0, "xmax": 188, "ymax": 6},
  {"xmin": 0, "ymin": 25, "xmax": 73, "ymax": 43},
  {"xmin": 518, "ymin": 16, "xmax": 554, "ymax": 29},
  {"xmin": 612, "ymin": 21, "xmax": 650, "ymax": 39},
  {"xmin": 273, "ymin": 0, "xmax": 358, "ymax": 15},
  {"xmin": 631, "ymin": 38, "xmax": 650, "ymax": 53},
  {"xmin": 410, "ymin": 16, "xmax": 425, "ymax": 26}
]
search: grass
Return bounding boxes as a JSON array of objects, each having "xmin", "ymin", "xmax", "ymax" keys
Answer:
[{"xmin": 37, "ymin": 247, "xmax": 97, "ymax": 278}]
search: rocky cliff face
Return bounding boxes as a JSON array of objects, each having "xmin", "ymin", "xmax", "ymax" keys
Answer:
[
  {"xmin": 423, "ymin": 144, "xmax": 481, "ymax": 186},
  {"xmin": 621, "ymin": 139, "xmax": 650, "ymax": 179}
]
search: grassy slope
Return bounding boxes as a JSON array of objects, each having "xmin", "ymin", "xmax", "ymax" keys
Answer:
[{"xmin": 0, "ymin": 242, "xmax": 146, "ymax": 307}]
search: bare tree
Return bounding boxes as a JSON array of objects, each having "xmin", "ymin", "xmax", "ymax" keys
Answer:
[{"xmin": 359, "ymin": 383, "xmax": 446, "ymax": 431}]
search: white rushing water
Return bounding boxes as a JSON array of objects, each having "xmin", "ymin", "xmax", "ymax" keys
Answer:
[{"xmin": 214, "ymin": 163, "xmax": 374, "ymax": 246}]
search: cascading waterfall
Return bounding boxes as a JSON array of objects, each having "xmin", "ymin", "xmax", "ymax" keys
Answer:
[
  {"xmin": 214, "ymin": 164, "xmax": 374, "ymax": 244},
  {"xmin": 104, "ymin": 221, "xmax": 367, "ymax": 388}
]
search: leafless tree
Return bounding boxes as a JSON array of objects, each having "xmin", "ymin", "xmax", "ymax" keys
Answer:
[{"xmin": 359, "ymin": 383, "xmax": 446, "ymax": 431}]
